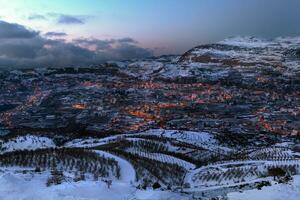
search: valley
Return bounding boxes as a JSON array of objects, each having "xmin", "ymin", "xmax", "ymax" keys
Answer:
[{"xmin": 0, "ymin": 37, "xmax": 299, "ymax": 199}]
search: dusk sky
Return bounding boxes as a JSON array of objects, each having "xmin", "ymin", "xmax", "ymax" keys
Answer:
[{"xmin": 1, "ymin": 0, "xmax": 300, "ymax": 67}]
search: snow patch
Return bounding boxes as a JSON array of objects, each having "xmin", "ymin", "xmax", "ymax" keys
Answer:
[
  {"xmin": 228, "ymin": 175, "xmax": 300, "ymax": 200},
  {"xmin": 0, "ymin": 135, "xmax": 55, "ymax": 153},
  {"xmin": 0, "ymin": 171, "xmax": 189, "ymax": 200}
]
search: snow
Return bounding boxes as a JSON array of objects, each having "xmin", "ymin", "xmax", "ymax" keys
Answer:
[
  {"xmin": 94, "ymin": 150, "xmax": 136, "ymax": 183},
  {"xmin": 134, "ymin": 189, "xmax": 189, "ymax": 200},
  {"xmin": 0, "ymin": 170, "xmax": 189, "ymax": 200},
  {"xmin": 64, "ymin": 134, "xmax": 128, "ymax": 148},
  {"xmin": 121, "ymin": 61, "xmax": 164, "ymax": 80},
  {"xmin": 0, "ymin": 135, "xmax": 55, "ymax": 153},
  {"xmin": 104, "ymin": 36, "xmax": 300, "ymax": 81},
  {"xmin": 64, "ymin": 137, "xmax": 114, "ymax": 148},
  {"xmin": 160, "ymin": 64, "xmax": 193, "ymax": 78},
  {"xmin": 0, "ymin": 149, "xmax": 189, "ymax": 199},
  {"xmin": 186, "ymin": 159, "xmax": 300, "ymax": 190},
  {"xmin": 65, "ymin": 129, "xmax": 230, "ymax": 152},
  {"xmin": 126, "ymin": 148, "xmax": 196, "ymax": 170},
  {"xmin": 275, "ymin": 37, "xmax": 300, "ymax": 48},
  {"xmin": 219, "ymin": 36, "xmax": 273, "ymax": 48},
  {"xmin": 227, "ymin": 175, "xmax": 300, "ymax": 200},
  {"xmin": 135, "ymin": 129, "xmax": 228, "ymax": 151}
]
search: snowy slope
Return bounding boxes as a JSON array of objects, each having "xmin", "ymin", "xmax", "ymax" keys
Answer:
[
  {"xmin": 228, "ymin": 175, "xmax": 300, "ymax": 200},
  {"xmin": 95, "ymin": 150, "xmax": 136, "ymax": 183},
  {"xmin": 135, "ymin": 129, "xmax": 230, "ymax": 151},
  {"xmin": 0, "ymin": 135, "xmax": 55, "ymax": 153},
  {"xmin": 126, "ymin": 148, "xmax": 196, "ymax": 170},
  {"xmin": 106, "ymin": 37, "xmax": 300, "ymax": 81},
  {"xmin": 0, "ymin": 171, "xmax": 190, "ymax": 200},
  {"xmin": 65, "ymin": 129, "xmax": 229, "ymax": 151},
  {"xmin": 64, "ymin": 136, "xmax": 117, "ymax": 148}
]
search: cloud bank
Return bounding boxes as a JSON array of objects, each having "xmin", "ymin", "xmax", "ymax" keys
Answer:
[
  {"xmin": 44, "ymin": 32, "xmax": 68, "ymax": 37},
  {"xmin": 28, "ymin": 14, "xmax": 47, "ymax": 21},
  {"xmin": 57, "ymin": 15, "xmax": 85, "ymax": 25},
  {"xmin": 0, "ymin": 20, "xmax": 152, "ymax": 68}
]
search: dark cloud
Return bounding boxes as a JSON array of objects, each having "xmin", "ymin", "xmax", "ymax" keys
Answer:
[
  {"xmin": 0, "ymin": 37, "xmax": 44, "ymax": 59},
  {"xmin": 73, "ymin": 38, "xmax": 152, "ymax": 60},
  {"xmin": 45, "ymin": 32, "xmax": 68, "ymax": 37},
  {"xmin": 111, "ymin": 42, "xmax": 153, "ymax": 60},
  {"xmin": 57, "ymin": 15, "xmax": 85, "ymax": 24},
  {"xmin": 28, "ymin": 14, "xmax": 47, "ymax": 21},
  {"xmin": 73, "ymin": 38, "xmax": 137, "ymax": 50},
  {"xmin": 118, "ymin": 38, "xmax": 138, "ymax": 44},
  {"xmin": 0, "ymin": 21, "xmax": 39, "ymax": 39},
  {"xmin": 74, "ymin": 38, "xmax": 112, "ymax": 50},
  {"xmin": 0, "ymin": 20, "xmax": 152, "ymax": 68},
  {"xmin": 73, "ymin": 38, "xmax": 139, "ymax": 50}
]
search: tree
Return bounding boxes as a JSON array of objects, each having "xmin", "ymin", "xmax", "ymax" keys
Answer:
[
  {"xmin": 46, "ymin": 169, "xmax": 65, "ymax": 187},
  {"xmin": 116, "ymin": 165, "xmax": 121, "ymax": 179},
  {"xmin": 152, "ymin": 182, "xmax": 161, "ymax": 190},
  {"xmin": 268, "ymin": 167, "xmax": 286, "ymax": 180},
  {"xmin": 74, "ymin": 171, "xmax": 85, "ymax": 182},
  {"xmin": 35, "ymin": 166, "xmax": 41, "ymax": 173},
  {"xmin": 93, "ymin": 173, "xmax": 99, "ymax": 181}
]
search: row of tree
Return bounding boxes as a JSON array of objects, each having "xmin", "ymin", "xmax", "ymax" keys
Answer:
[{"xmin": 0, "ymin": 148, "xmax": 121, "ymax": 179}]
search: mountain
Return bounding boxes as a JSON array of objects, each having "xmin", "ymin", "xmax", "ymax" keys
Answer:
[{"xmin": 0, "ymin": 37, "xmax": 299, "ymax": 199}]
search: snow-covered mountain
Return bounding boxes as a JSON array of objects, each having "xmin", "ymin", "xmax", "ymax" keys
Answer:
[{"xmin": 109, "ymin": 36, "xmax": 300, "ymax": 81}]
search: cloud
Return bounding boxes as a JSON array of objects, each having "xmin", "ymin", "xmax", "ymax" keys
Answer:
[
  {"xmin": 73, "ymin": 38, "xmax": 153, "ymax": 60},
  {"xmin": 45, "ymin": 32, "xmax": 68, "ymax": 37},
  {"xmin": 118, "ymin": 38, "xmax": 138, "ymax": 44},
  {"xmin": 0, "ymin": 20, "xmax": 152, "ymax": 68},
  {"xmin": 28, "ymin": 14, "xmax": 47, "ymax": 21},
  {"xmin": 28, "ymin": 13, "xmax": 90, "ymax": 25},
  {"xmin": 57, "ymin": 14, "xmax": 85, "ymax": 24},
  {"xmin": 73, "ymin": 38, "xmax": 140, "ymax": 51},
  {"xmin": 0, "ymin": 21, "xmax": 38, "ymax": 39}
]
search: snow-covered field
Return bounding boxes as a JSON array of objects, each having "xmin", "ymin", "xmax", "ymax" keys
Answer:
[
  {"xmin": 228, "ymin": 175, "xmax": 300, "ymax": 200},
  {"xmin": 0, "ymin": 135, "xmax": 55, "ymax": 153},
  {"xmin": 64, "ymin": 128, "xmax": 230, "ymax": 152},
  {"xmin": 0, "ymin": 171, "xmax": 189, "ymax": 200},
  {"xmin": 134, "ymin": 129, "xmax": 227, "ymax": 150},
  {"xmin": 126, "ymin": 148, "xmax": 196, "ymax": 170},
  {"xmin": 1, "ymin": 129, "xmax": 300, "ymax": 199},
  {"xmin": 185, "ymin": 158, "xmax": 300, "ymax": 189},
  {"xmin": 0, "ymin": 148, "xmax": 189, "ymax": 200}
]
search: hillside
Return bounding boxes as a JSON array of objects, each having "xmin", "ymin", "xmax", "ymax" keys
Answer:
[{"xmin": 0, "ymin": 37, "xmax": 299, "ymax": 199}]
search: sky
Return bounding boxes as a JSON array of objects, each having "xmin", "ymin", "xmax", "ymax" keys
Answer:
[{"xmin": 0, "ymin": 0, "xmax": 300, "ymax": 68}]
